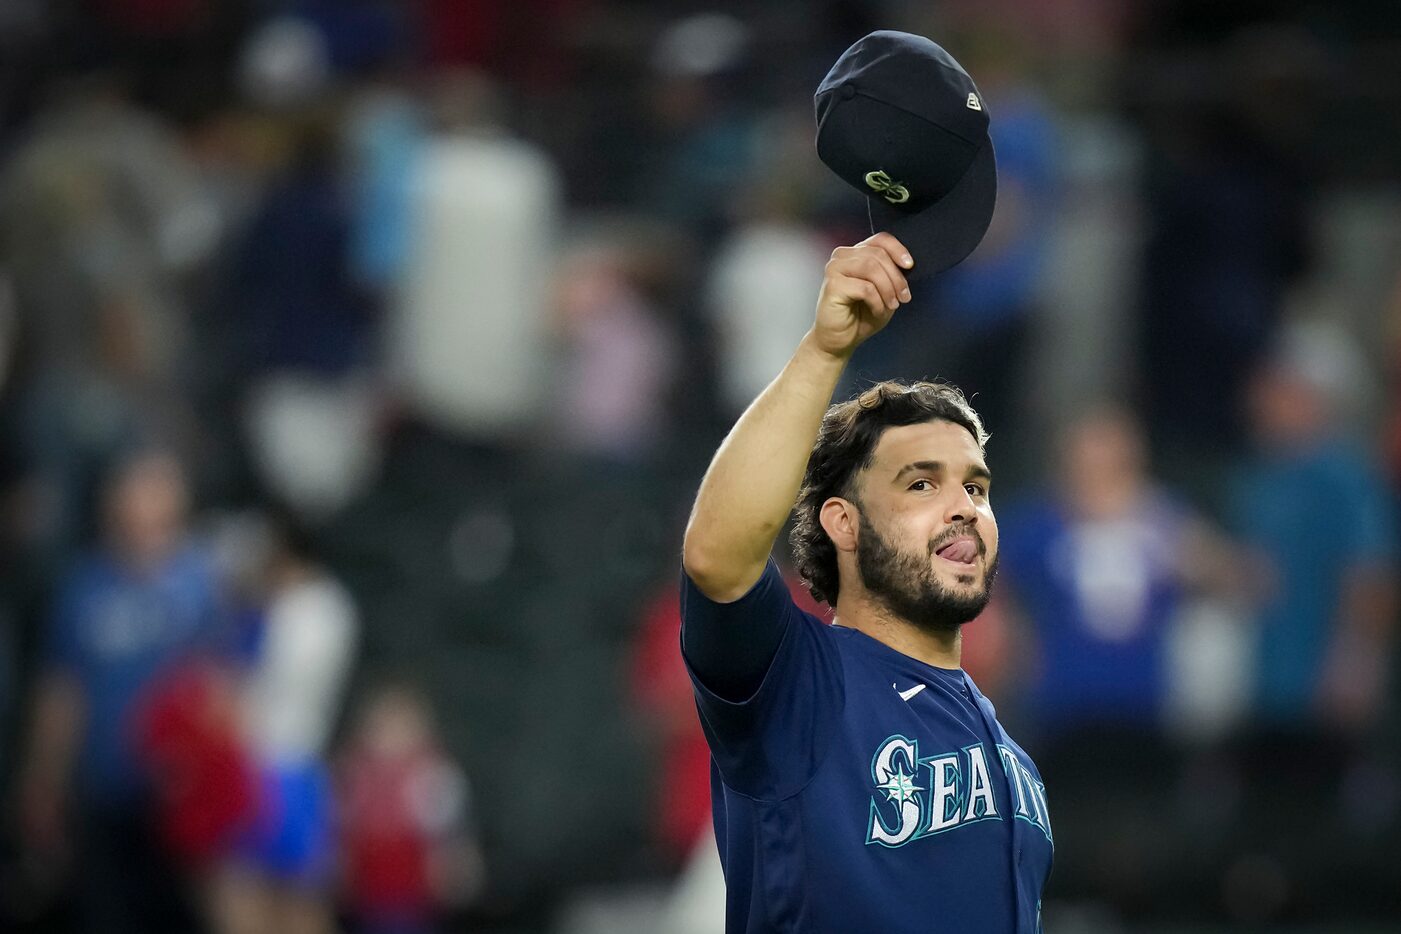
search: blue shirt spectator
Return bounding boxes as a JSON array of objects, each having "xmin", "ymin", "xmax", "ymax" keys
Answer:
[
  {"xmin": 1232, "ymin": 441, "xmax": 1396, "ymax": 720},
  {"xmin": 1233, "ymin": 327, "xmax": 1399, "ymax": 727},
  {"xmin": 1001, "ymin": 491, "xmax": 1189, "ymax": 731},
  {"xmin": 997, "ymin": 408, "xmax": 1230, "ymax": 735},
  {"xmin": 17, "ymin": 450, "xmax": 219, "ymax": 933},
  {"xmin": 46, "ymin": 543, "xmax": 223, "ymax": 805}
]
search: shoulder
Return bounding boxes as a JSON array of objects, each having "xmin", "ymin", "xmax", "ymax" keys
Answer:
[
  {"xmin": 680, "ymin": 557, "xmax": 793, "ymax": 620},
  {"xmin": 998, "ymin": 495, "xmax": 1064, "ymax": 538},
  {"xmin": 168, "ymin": 542, "xmax": 217, "ymax": 576},
  {"xmin": 169, "ymin": 545, "xmax": 224, "ymax": 595},
  {"xmin": 283, "ymin": 575, "xmax": 357, "ymax": 618},
  {"xmin": 56, "ymin": 552, "xmax": 115, "ymax": 597}
]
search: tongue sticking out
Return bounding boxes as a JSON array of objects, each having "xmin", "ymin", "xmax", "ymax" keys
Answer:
[{"xmin": 936, "ymin": 539, "xmax": 978, "ymax": 564}]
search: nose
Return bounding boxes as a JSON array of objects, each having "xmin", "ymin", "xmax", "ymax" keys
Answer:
[{"xmin": 943, "ymin": 486, "xmax": 978, "ymax": 526}]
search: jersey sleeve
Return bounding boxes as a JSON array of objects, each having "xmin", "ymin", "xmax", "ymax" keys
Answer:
[{"xmin": 679, "ymin": 558, "xmax": 845, "ymax": 800}]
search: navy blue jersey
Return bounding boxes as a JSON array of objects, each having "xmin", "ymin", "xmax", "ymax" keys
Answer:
[{"xmin": 681, "ymin": 560, "xmax": 1053, "ymax": 933}]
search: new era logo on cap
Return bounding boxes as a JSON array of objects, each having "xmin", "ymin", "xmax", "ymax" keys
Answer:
[{"xmin": 967, "ymin": 93, "xmax": 982, "ymax": 111}]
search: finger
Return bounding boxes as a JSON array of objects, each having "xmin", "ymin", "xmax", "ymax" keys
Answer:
[
  {"xmin": 833, "ymin": 250, "xmax": 903, "ymax": 310},
  {"xmin": 834, "ymin": 274, "xmax": 896, "ymax": 322},
  {"xmin": 860, "ymin": 232, "xmax": 915, "ymax": 273},
  {"xmin": 857, "ymin": 244, "xmax": 911, "ymax": 303},
  {"xmin": 832, "ymin": 274, "xmax": 887, "ymax": 318},
  {"xmin": 833, "ymin": 243, "xmax": 911, "ymax": 304}
]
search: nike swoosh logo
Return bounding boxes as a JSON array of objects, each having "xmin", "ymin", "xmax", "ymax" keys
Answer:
[{"xmin": 895, "ymin": 683, "xmax": 927, "ymax": 702}]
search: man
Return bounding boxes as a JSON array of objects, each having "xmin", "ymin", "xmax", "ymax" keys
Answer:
[
  {"xmin": 999, "ymin": 407, "xmax": 1219, "ymax": 734},
  {"xmin": 18, "ymin": 448, "xmax": 223, "ymax": 932},
  {"xmin": 680, "ymin": 232, "xmax": 1052, "ymax": 932},
  {"xmin": 1232, "ymin": 322, "xmax": 1396, "ymax": 729}
]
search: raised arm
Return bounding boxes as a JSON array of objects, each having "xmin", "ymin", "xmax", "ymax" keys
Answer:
[{"xmin": 682, "ymin": 233, "xmax": 914, "ymax": 602}]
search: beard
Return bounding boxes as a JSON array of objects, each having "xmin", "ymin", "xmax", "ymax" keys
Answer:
[{"xmin": 856, "ymin": 512, "xmax": 999, "ymax": 633}]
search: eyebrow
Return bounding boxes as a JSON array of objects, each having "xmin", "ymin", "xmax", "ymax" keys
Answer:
[{"xmin": 893, "ymin": 460, "xmax": 993, "ymax": 485}]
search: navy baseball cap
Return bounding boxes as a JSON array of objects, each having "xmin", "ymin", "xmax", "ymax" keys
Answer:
[{"xmin": 815, "ymin": 31, "xmax": 997, "ymax": 278}]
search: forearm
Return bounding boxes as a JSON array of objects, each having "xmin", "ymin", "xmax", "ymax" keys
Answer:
[
  {"xmin": 1336, "ymin": 565, "xmax": 1396, "ymax": 646},
  {"xmin": 1317, "ymin": 565, "xmax": 1396, "ymax": 726},
  {"xmin": 25, "ymin": 675, "xmax": 83, "ymax": 784},
  {"xmin": 683, "ymin": 331, "xmax": 848, "ymax": 600}
]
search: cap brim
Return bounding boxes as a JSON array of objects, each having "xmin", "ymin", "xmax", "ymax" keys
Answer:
[{"xmin": 867, "ymin": 138, "xmax": 997, "ymax": 281}]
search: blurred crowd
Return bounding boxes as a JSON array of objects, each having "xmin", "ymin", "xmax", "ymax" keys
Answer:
[{"xmin": 0, "ymin": 1, "xmax": 1400, "ymax": 932}]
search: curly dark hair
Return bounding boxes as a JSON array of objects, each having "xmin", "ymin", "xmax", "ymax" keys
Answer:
[{"xmin": 788, "ymin": 380, "xmax": 987, "ymax": 606}]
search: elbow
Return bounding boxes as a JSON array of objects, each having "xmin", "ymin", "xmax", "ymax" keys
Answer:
[
  {"xmin": 681, "ymin": 535, "xmax": 721, "ymax": 590},
  {"xmin": 681, "ymin": 535, "xmax": 764, "ymax": 603}
]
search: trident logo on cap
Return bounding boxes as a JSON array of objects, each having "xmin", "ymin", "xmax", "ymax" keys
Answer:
[{"xmin": 864, "ymin": 170, "xmax": 910, "ymax": 204}]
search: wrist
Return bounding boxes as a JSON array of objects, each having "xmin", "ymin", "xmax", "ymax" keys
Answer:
[{"xmin": 798, "ymin": 330, "xmax": 854, "ymax": 368}]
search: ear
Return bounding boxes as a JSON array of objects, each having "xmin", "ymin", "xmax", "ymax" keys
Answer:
[{"xmin": 819, "ymin": 497, "xmax": 860, "ymax": 554}]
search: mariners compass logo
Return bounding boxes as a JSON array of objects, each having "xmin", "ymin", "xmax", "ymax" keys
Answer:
[{"xmin": 864, "ymin": 170, "xmax": 910, "ymax": 204}]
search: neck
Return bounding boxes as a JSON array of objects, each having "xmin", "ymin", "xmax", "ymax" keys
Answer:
[
  {"xmin": 270, "ymin": 559, "xmax": 315, "ymax": 592},
  {"xmin": 113, "ymin": 538, "xmax": 177, "ymax": 575},
  {"xmin": 834, "ymin": 587, "xmax": 963, "ymax": 670},
  {"xmin": 1071, "ymin": 475, "xmax": 1141, "ymax": 521}
]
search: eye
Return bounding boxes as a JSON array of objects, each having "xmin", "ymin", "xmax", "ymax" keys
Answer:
[
  {"xmin": 964, "ymin": 482, "xmax": 987, "ymax": 497},
  {"xmin": 908, "ymin": 479, "xmax": 934, "ymax": 492}
]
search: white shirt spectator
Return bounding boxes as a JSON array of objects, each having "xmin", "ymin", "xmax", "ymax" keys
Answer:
[
  {"xmin": 242, "ymin": 574, "xmax": 358, "ymax": 764},
  {"xmin": 390, "ymin": 131, "xmax": 561, "ymax": 440},
  {"xmin": 706, "ymin": 222, "xmax": 829, "ymax": 414}
]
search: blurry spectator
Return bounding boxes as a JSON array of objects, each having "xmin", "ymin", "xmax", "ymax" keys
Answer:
[
  {"xmin": 338, "ymin": 684, "xmax": 483, "ymax": 934},
  {"xmin": 705, "ymin": 220, "xmax": 827, "ymax": 414},
  {"xmin": 233, "ymin": 115, "xmax": 371, "ymax": 378},
  {"xmin": 0, "ymin": 73, "xmax": 219, "ymax": 554},
  {"xmin": 387, "ymin": 69, "xmax": 560, "ymax": 446},
  {"xmin": 344, "ymin": 77, "xmax": 427, "ymax": 295},
  {"xmin": 0, "ymin": 75, "xmax": 219, "ymax": 309},
  {"xmin": 1000, "ymin": 407, "xmax": 1236, "ymax": 735},
  {"xmin": 134, "ymin": 660, "xmax": 260, "ymax": 920},
  {"xmin": 16, "ymin": 448, "xmax": 223, "ymax": 932},
  {"xmin": 240, "ymin": 512, "xmax": 358, "ymax": 787},
  {"xmin": 232, "ymin": 114, "xmax": 382, "ymax": 520},
  {"xmin": 211, "ymin": 510, "xmax": 359, "ymax": 934},
  {"xmin": 551, "ymin": 234, "xmax": 679, "ymax": 466},
  {"xmin": 1232, "ymin": 321, "xmax": 1398, "ymax": 729}
]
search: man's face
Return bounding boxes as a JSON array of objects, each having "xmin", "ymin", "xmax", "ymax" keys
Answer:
[
  {"xmin": 851, "ymin": 420, "xmax": 999, "ymax": 632},
  {"xmin": 105, "ymin": 453, "xmax": 188, "ymax": 566}
]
